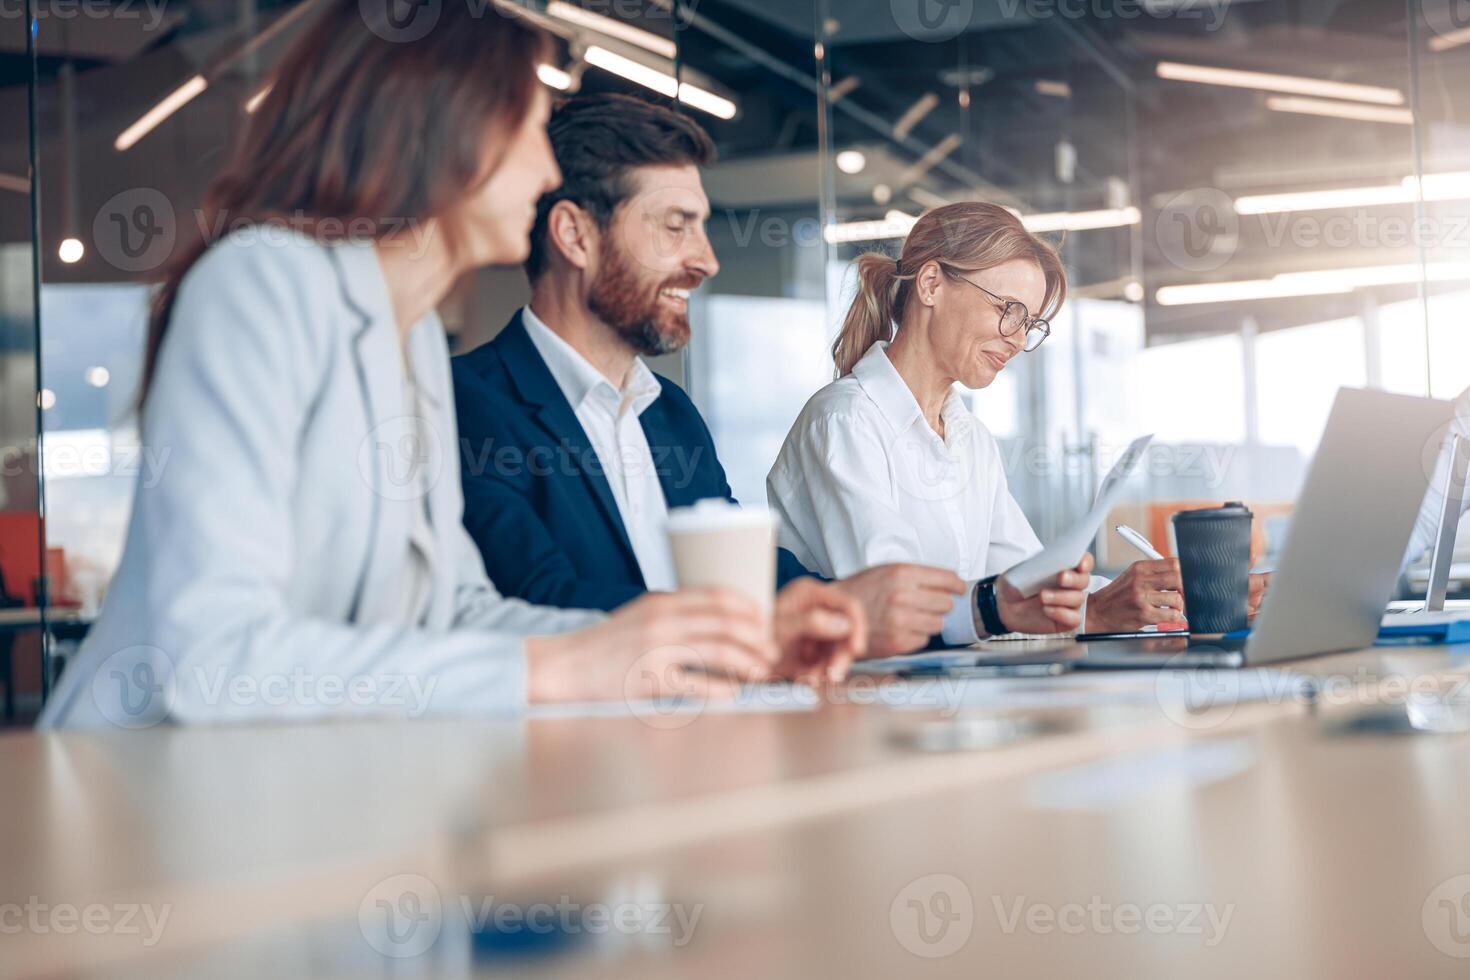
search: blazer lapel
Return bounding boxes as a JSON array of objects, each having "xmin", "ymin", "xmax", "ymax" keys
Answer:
[
  {"xmin": 495, "ymin": 313, "xmax": 639, "ymax": 570},
  {"xmin": 407, "ymin": 313, "xmax": 461, "ymax": 626},
  {"xmin": 640, "ymin": 398, "xmax": 691, "ymax": 509},
  {"xmin": 331, "ymin": 242, "xmax": 413, "ymax": 623}
]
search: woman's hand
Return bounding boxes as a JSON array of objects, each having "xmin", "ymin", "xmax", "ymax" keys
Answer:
[
  {"xmin": 994, "ymin": 553, "xmax": 1094, "ymax": 635},
  {"xmin": 1083, "ymin": 558, "xmax": 1185, "ymax": 632},
  {"xmin": 832, "ymin": 564, "xmax": 967, "ymax": 657},
  {"xmin": 772, "ymin": 578, "xmax": 868, "ymax": 683},
  {"xmin": 525, "ymin": 588, "xmax": 777, "ymax": 704},
  {"xmin": 1248, "ymin": 571, "xmax": 1271, "ymax": 620}
]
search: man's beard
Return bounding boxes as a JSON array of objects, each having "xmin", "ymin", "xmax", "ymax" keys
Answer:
[{"xmin": 587, "ymin": 240, "xmax": 695, "ymax": 357}]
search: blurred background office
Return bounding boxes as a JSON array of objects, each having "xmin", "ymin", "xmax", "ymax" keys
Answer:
[{"xmin": 2, "ymin": 0, "xmax": 1468, "ymax": 720}]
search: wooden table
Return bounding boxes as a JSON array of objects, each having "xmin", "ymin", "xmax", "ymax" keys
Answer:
[{"xmin": 6, "ymin": 641, "xmax": 1470, "ymax": 978}]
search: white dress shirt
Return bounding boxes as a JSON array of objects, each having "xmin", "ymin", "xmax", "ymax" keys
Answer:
[
  {"xmin": 521, "ymin": 306, "xmax": 678, "ymax": 592},
  {"xmin": 769, "ymin": 341, "xmax": 1089, "ymax": 645}
]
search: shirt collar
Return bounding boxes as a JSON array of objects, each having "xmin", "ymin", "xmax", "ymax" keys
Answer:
[
  {"xmin": 521, "ymin": 305, "xmax": 660, "ymax": 415},
  {"xmin": 850, "ymin": 341, "xmax": 973, "ymax": 444}
]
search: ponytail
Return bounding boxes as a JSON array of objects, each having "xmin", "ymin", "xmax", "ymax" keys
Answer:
[{"xmin": 832, "ymin": 252, "xmax": 903, "ymax": 376}]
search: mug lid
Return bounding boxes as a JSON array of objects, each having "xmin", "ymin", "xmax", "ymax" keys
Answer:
[{"xmin": 1172, "ymin": 501, "xmax": 1253, "ymax": 521}]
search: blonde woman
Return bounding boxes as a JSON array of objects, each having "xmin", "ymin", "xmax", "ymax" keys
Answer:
[{"xmin": 768, "ymin": 203, "xmax": 1183, "ymax": 645}]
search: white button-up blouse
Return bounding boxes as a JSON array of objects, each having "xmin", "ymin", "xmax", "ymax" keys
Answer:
[{"xmin": 768, "ymin": 341, "xmax": 1048, "ymax": 644}]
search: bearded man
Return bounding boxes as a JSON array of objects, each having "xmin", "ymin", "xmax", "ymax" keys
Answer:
[{"xmin": 452, "ymin": 94, "xmax": 967, "ymax": 657}]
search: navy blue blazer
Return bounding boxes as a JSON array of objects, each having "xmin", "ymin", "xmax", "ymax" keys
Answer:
[{"xmin": 452, "ymin": 311, "xmax": 813, "ymax": 611}]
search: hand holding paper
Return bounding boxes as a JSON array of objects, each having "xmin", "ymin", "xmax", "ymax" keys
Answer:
[
  {"xmin": 1003, "ymin": 434, "xmax": 1155, "ymax": 598},
  {"xmin": 994, "ymin": 552, "xmax": 1095, "ymax": 635}
]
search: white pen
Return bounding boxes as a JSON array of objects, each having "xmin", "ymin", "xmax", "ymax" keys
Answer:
[{"xmin": 1115, "ymin": 524, "xmax": 1165, "ymax": 561}]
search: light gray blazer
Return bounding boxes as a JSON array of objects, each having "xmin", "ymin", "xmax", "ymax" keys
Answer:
[{"xmin": 40, "ymin": 232, "xmax": 599, "ymax": 729}]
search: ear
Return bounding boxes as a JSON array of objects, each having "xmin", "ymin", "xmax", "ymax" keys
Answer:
[
  {"xmin": 546, "ymin": 200, "xmax": 597, "ymax": 272},
  {"xmin": 916, "ymin": 260, "xmax": 945, "ymax": 306}
]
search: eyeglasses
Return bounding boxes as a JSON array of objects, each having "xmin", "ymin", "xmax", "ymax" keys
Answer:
[{"xmin": 955, "ymin": 276, "xmax": 1051, "ymax": 352}]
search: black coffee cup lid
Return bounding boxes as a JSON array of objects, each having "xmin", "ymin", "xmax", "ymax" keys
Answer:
[{"xmin": 1173, "ymin": 501, "xmax": 1253, "ymax": 521}]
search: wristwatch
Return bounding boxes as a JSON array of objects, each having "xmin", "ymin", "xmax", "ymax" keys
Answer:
[{"xmin": 973, "ymin": 575, "xmax": 1010, "ymax": 638}]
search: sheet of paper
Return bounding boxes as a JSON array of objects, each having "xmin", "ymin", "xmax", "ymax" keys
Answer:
[
  {"xmin": 882, "ymin": 667, "xmax": 1315, "ymax": 712},
  {"xmin": 1004, "ymin": 433, "xmax": 1154, "ymax": 597}
]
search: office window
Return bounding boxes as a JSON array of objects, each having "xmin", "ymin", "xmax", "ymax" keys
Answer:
[
  {"xmin": 1136, "ymin": 334, "xmax": 1246, "ymax": 445},
  {"xmin": 1256, "ymin": 318, "xmax": 1367, "ymax": 458},
  {"xmin": 690, "ymin": 294, "xmax": 831, "ymax": 509}
]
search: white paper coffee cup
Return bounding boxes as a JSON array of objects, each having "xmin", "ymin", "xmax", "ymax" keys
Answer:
[{"xmin": 665, "ymin": 499, "xmax": 776, "ymax": 617}]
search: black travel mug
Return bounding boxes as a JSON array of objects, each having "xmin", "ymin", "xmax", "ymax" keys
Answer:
[{"xmin": 1171, "ymin": 502, "xmax": 1253, "ymax": 634}]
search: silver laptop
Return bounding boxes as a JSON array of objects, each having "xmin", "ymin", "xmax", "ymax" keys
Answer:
[
  {"xmin": 1419, "ymin": 433, "xmax": 1467, "ymax": 612},
  {"xmin": 1242, "ymin": 387, "xmax": 1454, "ymax": 664},
  {"xmin": 1075, "ymin": 387, "xmax": 1454, "ymax": 670}
]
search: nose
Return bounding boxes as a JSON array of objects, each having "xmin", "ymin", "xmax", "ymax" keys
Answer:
[
  {"xmin": 687, "ymin": 228, "xmax": 719, "ymax": 281},
  {"xmin": 1000, "ymin": 322, "xmax": 1026, "ymax": 354}
]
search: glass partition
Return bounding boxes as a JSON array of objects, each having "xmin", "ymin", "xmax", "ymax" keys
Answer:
[
  {"xmin": 802, "ymin": 1, "xmax": 1435, "ymax": 580},
  {"xmin": 1408, "ymin": 0, "xmax": 1470, "ymax": 595},
  {"xmin": 670, "ymin": 0, "xmax": 828, "ymax": 506},
  {"xmin": 29, "ymin": 1, "xmax": 315, "ymax": 658},
  {"xmin": 14, "ymin": 0, "xmax": 1466, "ymax": 722},
  {"xmin": 1, "ymin": 0, "xmax": 42, "ymax": 722}
]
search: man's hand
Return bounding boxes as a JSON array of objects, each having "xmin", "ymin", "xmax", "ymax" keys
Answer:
[
  {"xmin": 994, "ymin": 553, "xmax": 1094, "ymax": 635},
  {"xmin": 1084, "ymin": 558, "xmax": 1185, "ymax": 632},
  {"xmin": 832, "ymin": 564, "xmax": 967, "ymax": 658},
  {"xmin": 1248, "ymin": 571, "xmax": 1270, "ymax": 620},
  {"xmin": 772, "ymin": 578, "xmax": 867, "ymax": 683}
]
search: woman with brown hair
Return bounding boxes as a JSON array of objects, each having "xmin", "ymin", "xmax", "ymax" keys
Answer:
[
  {"xmin": 42, "ymin": 0, "xmax": 862, "ymax": 728},
  {"xmin": 768, "ymin": 203, "xmax": 1185, "ymax": 644}
]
